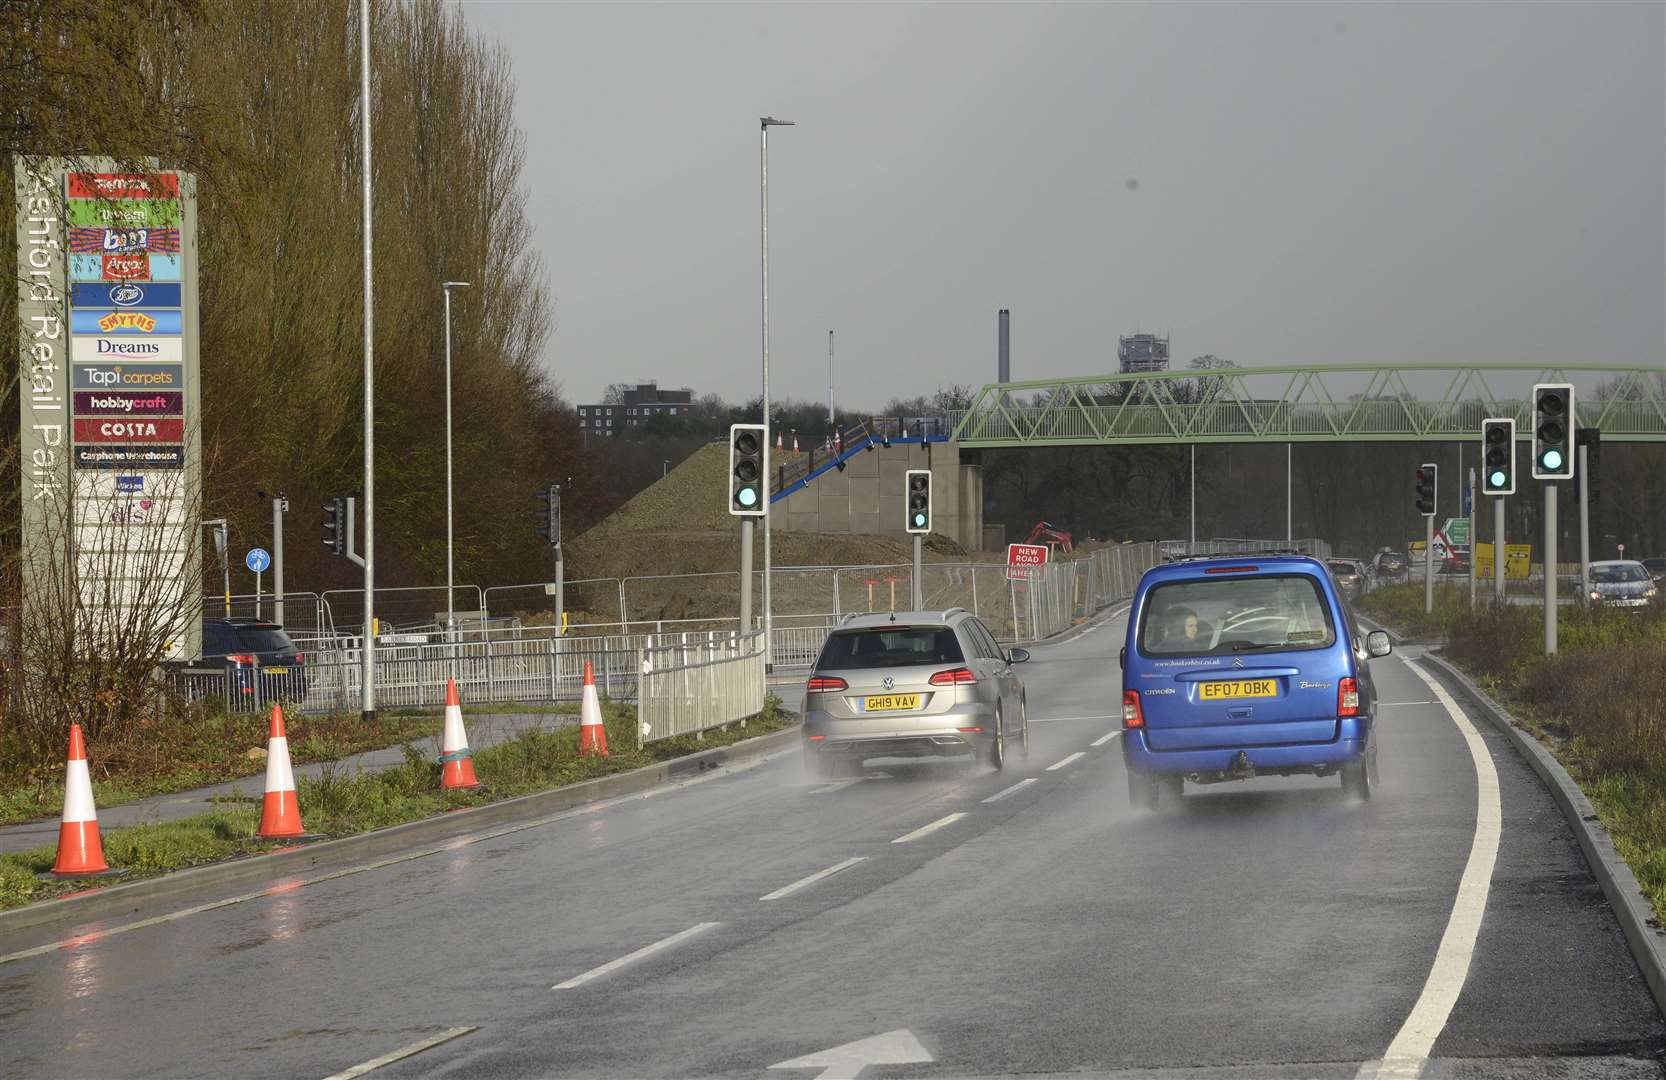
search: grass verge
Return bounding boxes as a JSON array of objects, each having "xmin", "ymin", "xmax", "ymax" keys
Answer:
[
  {"xmin": 0, "ymin": 696, "xmax": 793, "ymax": 912},
  {"xmin": 1366, "ymin": 588, "xmax": 1666, "ymax": 923}
]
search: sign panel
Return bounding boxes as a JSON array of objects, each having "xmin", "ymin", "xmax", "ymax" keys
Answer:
[
  {"xmin": 72, "ymin": 336, "xmax": 183, "ymax": 363},
  {"xmin": 72, "ymin": 391, "xmax": 183, "ymax": 416},
  {"xmin": 246, "ymin": 548, "xmax": 271, "ymax": 573},
  {"xmin": 70, "ymin": 309, "xmax": 183, "ymax": 335},
  {"xmin": 69, "ymin": 253, "xmax": 182, "ymax": 281},
  {"xmin": 73, "ymin": 418, "xmax": 185, "ymax": 443},
  {"xmin": 1474, "ymin": 543, "xmax": 1533, "ymax": 580},
  {"xmin": 67, "ymin": 226, "xmax": 181, "ymax": 255},
  {"xmin": 66, "ymin": 198, "xmax": 182, "ymax": 228},
  {"xmin": 1443, "ymin": 518, "xmax": 1471, "ymax": 546},
  {"xmin": 72, "ymin": 362, "xmax": 184, "ymax": 389},
  {"xmin": 1007, "ymin": 542, "xmax": 1049, "ymax": 580},
  {"xmin": 73, "ymin": 444, "xmax": 186, "ymax": 469},
  {"xmin": 66, "ymin": 172, "xmax": 181, "ymax": 199},
  {"xmin": 70, "ymin": 281, "xmax": 182, "ymax": 309}
]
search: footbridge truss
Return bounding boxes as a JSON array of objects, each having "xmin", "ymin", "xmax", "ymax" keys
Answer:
[{"xmin": 948, "ymin": 363, "xmax": 1665, "ymax": 447}]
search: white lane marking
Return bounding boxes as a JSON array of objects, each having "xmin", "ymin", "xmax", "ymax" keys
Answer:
[
  {"xmin": 1358, "ymin": 659, "xmax": 1502, "ymax": 1080},
  {"xmin": 759, "ymin": 857, "xmax": 867, "ymax": 901},
  {"xmin": 769, "ymin": 1028, "xmax": 933, "ymax": 1078},
  {"xmin": 552, "ymin": 922, "xmax": 720, "ymax": 990},
  {"xmin": 890, "ymin": 812, "xmax": 967, "ymax": 844},
  {"xmin": 321, "ymin": 1027, "xmax": 476, "ymax": 1079},
  {"xmin": 1378, "ymin": 701, "xmax": 1438, "ymax": 707},
  {"xmin": 806, "ymin": 779, "xmax": 864, "ymax": 795},
  {"xmin": 0, "ymin": 750, "xmax": 790, "ymax": 968},
  {"xmin": 1045, "ymin": 751, "xmax": 1086, "ymax": 771},
  {"xmin": 1028, "ymin": 715, "xmax": 1117, "ymax": 723},
  {"xmin": 1090, "ymin": 731, "xmax": 1122, "ymax": 747},
  {"xmin": 982, "ymin": 778, "xmax": 1038, "ymax": 804}
]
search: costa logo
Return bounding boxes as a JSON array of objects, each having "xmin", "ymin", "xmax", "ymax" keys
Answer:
[{"xmin": 73, "ymin": 418, "xmax": 184, "ymax": 443}]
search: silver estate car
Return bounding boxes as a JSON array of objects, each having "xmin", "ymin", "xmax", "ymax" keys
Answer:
[{"xmin": 801, "ymin": 608, "xmax": 1030, "ymax": 779}]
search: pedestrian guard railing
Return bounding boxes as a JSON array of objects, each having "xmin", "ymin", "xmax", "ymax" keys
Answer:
[{"xmin": 638, "ymin": 630, "xmax": 766, "ymax": 746}]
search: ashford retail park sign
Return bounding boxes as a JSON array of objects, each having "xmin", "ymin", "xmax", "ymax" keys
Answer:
[{"xmin": 14, "ymin": 158, "xmax": 202, "ymax": 660}]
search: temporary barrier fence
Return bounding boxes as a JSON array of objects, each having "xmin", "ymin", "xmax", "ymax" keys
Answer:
[{"xmin": 638, "ymin": 630, "xmax": 766, "ymax": 746}]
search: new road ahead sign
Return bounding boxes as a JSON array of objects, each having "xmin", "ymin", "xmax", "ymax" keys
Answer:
[{"xmin": 1007, "ymin": 543, "xmax": 1048, "ymax": 580}]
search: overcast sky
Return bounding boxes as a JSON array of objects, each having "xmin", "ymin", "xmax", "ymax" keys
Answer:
[{"xmin": 460, "ymin": 1, "xmax": 1665, "ymax": 409}]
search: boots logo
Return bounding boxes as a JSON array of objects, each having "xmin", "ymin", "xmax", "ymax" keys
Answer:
[
  {"xmin": 97, "ymin": 311, "xmax": 157, "ymax": 333},
  {"xmin": 108, "ymin": 283, "xmax": 144, "ymax": 307}
]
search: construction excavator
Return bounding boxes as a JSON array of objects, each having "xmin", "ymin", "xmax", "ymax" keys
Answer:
[{"xmin": 1025, "ymin": 520, "xmax": 1074, "ymax": 556}]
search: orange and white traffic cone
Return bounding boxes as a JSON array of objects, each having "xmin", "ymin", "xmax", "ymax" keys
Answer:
[
  {"xmin": 52, "ymin": 723, "xmax": 116, "ymax": 877},
  {"xmin": 579, "ymin": 661, "xmax": 609, "ymax": 757},
  {"xmin": 792, "ymin": 432, "xmax": 800, "ymax": 452},
  {"xmin": 439, "ymin": 679, "xmax": 480, "ymax": 789},
  {"xmin": 775, "ymin": 430, "xmax": 783, "ymax": 450},
  {"xmin": 258, "ymin": 704, "xmax": 308, "ymax": 838}
]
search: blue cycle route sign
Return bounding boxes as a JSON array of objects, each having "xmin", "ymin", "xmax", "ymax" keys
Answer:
[{"xmin": 246, "ymin": 547, "xmax": 271, "ymax": 573}]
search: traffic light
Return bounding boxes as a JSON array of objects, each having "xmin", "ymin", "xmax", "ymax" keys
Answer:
[
  {"xmin": 905, "ymin": 469, "xmax": 932, "ymax": 533},
  {"xmin": 534, "ymin": 484, "xmax": 560, "ymax": 545},
  {"xmin": 1531, "ymin": 382, "xmax": 1575, "ymax": 480},
  {"xmin": 322, "ymin": 497, "xmax": 345, "ymax": 554},
  {"xmin": 1481, "ymin": 418, "xmax": 1515, "ymax": 496},
  {"xmin": 728, "ymin": 423, "xmax": 766, "ymax": 517},
  {"xmin": 1415, "ymin": 463, "xmax": 1437, "ymax": 517}
]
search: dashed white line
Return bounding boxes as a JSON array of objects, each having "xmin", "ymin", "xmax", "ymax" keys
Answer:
[
  {"xmin": 1358, "ymin": 659, "xmax": 1501, "ymax": 1080},
  {"xmin": 1029, "ymin": 715, "xmax": 1117, "ymax": 723},
  {"xmin": 807, "ymin": 779, "xmax": 864, "ymax": 794},
  {"xmin": 321, "ymin": 1027, "xmax": 476, "ymax": 1079},
  {"xmin": 891, "ymin": 812, "xmax": 967, "ymax": 844},
  {"xmin": 982, "ymin": 778, "xmax": 1038, "ymax": 803},
  {"xmin": 1090, "ymin": 731, "xmax": 1122, "ymax": 747},
  {"xmin": 553, "ymin": 922, "xmax": 720, "ymax": 990},
  {"xmin": 1046, "ymin": 751, "xmax": 1086, "ymax": 771},
  {"xmin": 1378, "ymin": 701, "xmax": 1438, "ymax": 707},
  {"xmin": 759, "ymin": 857, "xmax": 867, "ymax": 901}
]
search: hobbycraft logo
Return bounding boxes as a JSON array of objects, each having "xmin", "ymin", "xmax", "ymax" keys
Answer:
[{"xmin": 97, "ymin": 311, "xmax": 158, "ymax": 333}]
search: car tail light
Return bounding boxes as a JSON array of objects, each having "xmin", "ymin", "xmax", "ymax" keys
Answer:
[
  {"xmin": 294, "ymin": 653, "xmax": 305, "ymax": 664},
  {"xmin": 1338, "ymin": 677, "xmax": 1360, "ymax": 717},
  {"xmin": 1122, "ymin": 689, "xmax": 1145, "ymax": 728},
  {"xmin": 1204, "ymin": 565, "xmax": 1259, "ymax": 574},
  {"xmin": 929, "ymin": 667, "xmax": 977, "ymax": 686},
  {"xmin": 956, "ymin": 726, "xmax": 983, "ymax": 733},
  {"xmin": 807, "ymin": 734, "xmax": 826, "ymax": 741},
  {"xmin": 227, "ymin": 653, "xmax": 255, "ymax": 665},
  {"xmin": 806, "ymin": 675, "xmax": 848, "ymax": 692}
]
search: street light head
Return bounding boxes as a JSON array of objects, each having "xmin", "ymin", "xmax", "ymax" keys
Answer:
[
  {"xmin": 443, "ymin": 280, "xmax": 471, "ymax": 290},
  {"xmin": 761, "ymin": 117, "xmax": 795, "ymax": 128}
]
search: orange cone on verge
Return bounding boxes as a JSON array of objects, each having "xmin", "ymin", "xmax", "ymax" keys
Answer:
[
  {"xmin": 258, "ymin": 704, "xmax": 307, "ymax": 838},
  {"xmin": 52, "ymin": 724, "xmax": 114, "ymax": 876},
  {"xmin": 579, "ymin": 661, "xmax": 609, "ymax": 757},
  {"xmin": 439, "ymin": 679, "xmax": 480, "ymax": 789}
]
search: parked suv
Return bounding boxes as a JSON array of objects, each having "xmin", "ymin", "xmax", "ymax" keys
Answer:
[
  {"xmin": 201, "ymin": 619, "xmax": 307, "ymax": 706},
  {"xmin": 1120, "ymin": 555, "xmax": 1391, "ymax": 809},
  {"xmin": 801, "ymin": 609, "xmax": 1029, "ymax": 778}
]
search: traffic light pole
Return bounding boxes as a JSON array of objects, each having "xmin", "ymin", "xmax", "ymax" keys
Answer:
[
  {"xmin": 1578, "ymin": 442, "xmax": 1591, "ymax": 604},
  {"xmin": 1544, "ymin": 482, "xmax": 1557, "ymax": 655},
  {"xmin": 1424, "ymin": 513, "xmax": 1434, "ymax": 615},
  {"xmin": 739, "ymin": 519, "xmax": 754, "ymax": 634},
  {"xmin": 271, "ymin": 495, "xmax": 285, "ymax": 627},
  {"xmin": 912, "ymin": 534, "xmax": 923, "ymax": 610},
  {"xmin": 554, "ymin": 544, "xmax": 564, "ymax": 635},
  {"xmin": 1494, "ymin": 496, "xmax": 1506, "ymax": 602}
]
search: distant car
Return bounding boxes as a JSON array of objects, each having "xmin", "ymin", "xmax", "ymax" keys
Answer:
[
  {"xmin": 1642, "ymin": 558, "xmax": 1666, "ymax": 583},
  {"xmin": 1120, "ymin": 555, "xmax": 1391, "ymax": 808},
  {"xmin": 1326, "ymin": 558, "xmax": 1369, "ymax": 599},
  {"xmin": 1586, "ymin": 561, "xmax": 1659, "ymax": 609},
  {"xmin": 1373, "ymin": 551, "xmax": 1409, "ymax": 583},
  {"xmin": 801, "ymin": 608, "xmax": 1029, "ymax": 778},
  {"xmin": 201, "ymin": 619, "xmax": 308, "ymax": 706}
]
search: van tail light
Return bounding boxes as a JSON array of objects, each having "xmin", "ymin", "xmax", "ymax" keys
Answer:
[
  {"xmin": 227, "ymin": 653, "xmax": 255, "ymax": 666},
  {"xmin": 928, "ymin": 667, "xmax": 977, "ymax": 686},
  {"xmin": 1122, "ymin": 689, "xmax": 1145, "ymax": 729},
  {"xmin": 294, "ymin": 653, "xmax": 304, "ymax": 664},
  {"xmin": 806, "ymin": 675, "xmax": 848, "ymax": 692},
  {"xmin": 1338, "ymin": 677, "xmax": 1360, "ymax": 717}
]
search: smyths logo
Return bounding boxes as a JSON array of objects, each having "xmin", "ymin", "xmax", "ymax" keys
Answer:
[{"xmin": 97, "ymin": 311, "xmax": 158, "ymax": 333}]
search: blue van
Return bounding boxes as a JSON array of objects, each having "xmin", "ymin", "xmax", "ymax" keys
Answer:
[{"xmin": 1119, "ymin": 555, "xmax": 1392, "ymax": 809}]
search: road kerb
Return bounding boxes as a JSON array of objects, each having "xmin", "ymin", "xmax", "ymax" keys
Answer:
[
  {"xmin": 0, "ymin": 725, "xmax": 800, "ymax": 938},
  {"xmin": 1418, "ymin": 652, "xmax": 1666, "ymax": 1021}
]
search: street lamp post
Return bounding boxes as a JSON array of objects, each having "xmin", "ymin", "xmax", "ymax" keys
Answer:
[
  {"xmin": 760, "ymin": 116, "xmax": 793, "ymax": 669},
  {"xmin": 442, "ymin": 280, "xmax": 470, "ymax": 641},
  {"xmin": 359, "ymin": 0, "xmax": 376, "ymax": 722}
]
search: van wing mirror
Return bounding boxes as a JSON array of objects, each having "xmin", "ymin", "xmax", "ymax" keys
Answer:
[{"xmin": 1366, "ymin": 630, "xmax": 1392, "ymax": 658}]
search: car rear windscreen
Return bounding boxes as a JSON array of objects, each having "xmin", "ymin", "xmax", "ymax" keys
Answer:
[
  {"xmin": 236, "ymin": 627, "xmax": 297, "ymax": 654},
  {"xmin": 1591, "ymin": 563, "xmax": 1648, "ymax": 583},
  {"xmin": 1327, "ymin": 560, "xmax": 1356, "ymax": 574},
  {"xmin": 817, "ymin": 627, "xmax": 964, "ymax": 669},
  {"xmin": 1139, "ymin": 573, "xmax": 1336, "ymax": 657}
]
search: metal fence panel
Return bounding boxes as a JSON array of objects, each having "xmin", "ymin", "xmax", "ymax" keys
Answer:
[{"xmin": 639, "ymin": 630, "xmax": 766, "ymax": 745}]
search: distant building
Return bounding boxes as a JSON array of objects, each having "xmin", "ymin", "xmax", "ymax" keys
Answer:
[
  {"xmin": 576, "ymin": 383, "xmax": 694, "ymax": 438},
  {"xmin": 1118, "ymin": 333, "xmax": 1170, "ymax": 374}
]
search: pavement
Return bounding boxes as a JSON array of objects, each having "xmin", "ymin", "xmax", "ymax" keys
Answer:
[
  {"xmin": 0, "ymin": 711, "xmax": 579, "ymax": 855},
  {"xmin": 0, "ymin": 608, "xmax": 1661, "ymax": 1078}
]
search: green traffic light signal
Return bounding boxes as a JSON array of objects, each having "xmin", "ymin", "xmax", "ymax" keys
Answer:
[
  {"xmin": 1489, "ymin": 469, "xmax": 1506, "ymax": 488},
  {"xmin": 1540, "ymin": 448, "xmax": 1563, "ymax": 471},
  {"xmin": 738, "ymin": 487, "xmax": 758, "ymax": 507}
]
